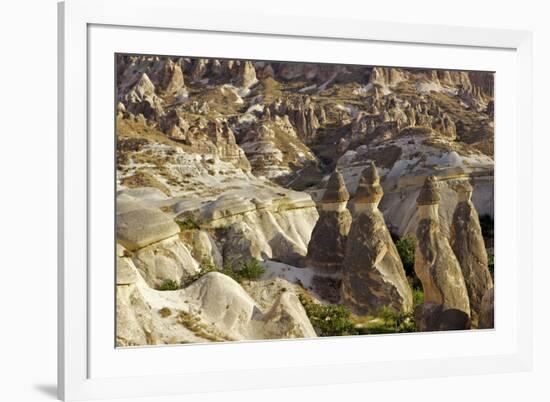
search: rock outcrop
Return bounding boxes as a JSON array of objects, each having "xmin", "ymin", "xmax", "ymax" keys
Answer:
[
  {"xmin": 414, "ymin": 176, "xmax": 471, "ymax": 330},
  {"xmin": 341, "ymin": 163, "xmax": 413, "ymax": 314},
  {"xmin": 450, "ymin": 181, "xmax": 493, "ymax": 327},
  {"xmin": 306, "ymin": 170, "xmax": 352, "ymax": 271},
  {"xmin": 478, "ymin": 287, "xmax": 494, "ymax": 329}
]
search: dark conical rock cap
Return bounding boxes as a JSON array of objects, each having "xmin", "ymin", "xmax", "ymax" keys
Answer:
[
  {"xmin": 354, "ymin": 162, "xmax": 384, "ymax": 204},
  {"xmin": 322, "ymin": 170, "xmax": 350, "ymax": 203},
  {"xmin": 417, "ymin": 176, "xmax": 440, "ymax": 205}
]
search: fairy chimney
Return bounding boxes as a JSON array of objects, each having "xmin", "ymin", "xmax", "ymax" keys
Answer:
[
  {"xmin": 414, "ymin": 176, "xmax": 471, "ymax": 331},
  {"xmin": 306, "ymin": 170, "xmax": 352, "ymax": 271},
  {"xmin": 450, "ymin": 181, "xmax": 493, "ymax": 327},
  {"xmin": 341, "ymin": 162, "xmax": 413, "ymax": 315}
]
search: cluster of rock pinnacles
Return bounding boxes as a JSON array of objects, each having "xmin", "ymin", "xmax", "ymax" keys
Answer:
[{"xmin": 306, "ymin": 163, "xmax": 494, "ymax": 331}]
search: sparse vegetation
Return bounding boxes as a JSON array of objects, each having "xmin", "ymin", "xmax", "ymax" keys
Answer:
[
  {"xmin": 159, "ymin": 307, "xmax": 172, "ymax": 317},
  {"xmin": 157, "ymin": 279, "xmax": 180, "ymax": 291},
  {"xmin": 298, "ymin": 294, "xmax": 359, "ymax": 337},
  {"xmin": 176, "ymin": 218, "xmax": 200, "ymax": 231},
  {"xmin": 183, "ymin": 258, "xmax": 265, "ymax": 286}
]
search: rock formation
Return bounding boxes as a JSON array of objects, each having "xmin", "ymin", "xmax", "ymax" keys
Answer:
[
  {"xmin": 478, "ymin": 287, "xmax": 494, "ymax": 329},
  {"xmin": 450, "ymin": 181, "xmax": 493, "ymax": 327},
  {"xmin": 341, "ymin": 163, "xmax": 413, "ymax": 314},
  {"xmin": 414, "ymin": 176, "xmax": 471, "ymax": 330},
  {"xmin": 306, "ymin": 170, "xmax": 352, "ymax": 271}
]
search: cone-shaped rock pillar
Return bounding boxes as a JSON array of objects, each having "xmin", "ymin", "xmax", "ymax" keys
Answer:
[
  {"xmin": 414, "ymin": 176, "xmax": 471, "ymax": 330},
  {"xmin": 306, "ymin": 170, "xmax": 352, "ymax": 271},
  {"xmin": 341, "ymin": 162, "xmax": 413, "ymax": 315},
  {"xmin": 450, "ymin": 181, "xmax": 493, "ymax": 327}
]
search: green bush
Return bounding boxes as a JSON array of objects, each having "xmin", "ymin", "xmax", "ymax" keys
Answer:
[
  {"xmin": 298, "ymin": 294, "xmax": 359, "ymax": 337},
  {"xmin": 157, "ymin": 279, "xmax": 180, "ymax": 291},
  {"xmin": 395, "ymin": 235, "xmax": 416, "ymax": 276},
  {"xmin": 184, "ymin": 258, "xmax": 265, "ymax": 286},
  {"xmin": 176, "ymin": 218, "xmax": 200, "ymax": 231},
  {"xmin": 236, "ymin": 259, "xmax": 265, "ymax": 281}
]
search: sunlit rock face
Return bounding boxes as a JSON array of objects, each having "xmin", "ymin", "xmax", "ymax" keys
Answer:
[
  {"xmin": 306, "ymin": 170, "xmax": 352, "ymax": 271},
  {"xmin": 450, "ymin": 181, "xmax": 493, "ymax": 327},
  {"xmin": 341, "ymin": 163, "xmax": 413, "ymax": 315},
  {"xmin": 414, "ymin": 176, "xmax": 471, "ymax": 331}
]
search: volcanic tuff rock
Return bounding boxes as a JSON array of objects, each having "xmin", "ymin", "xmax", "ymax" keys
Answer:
[
  {"xmin": 478, "ymin": 287, "xmax": 494, "ymax": 329},
  {"xmin": 116, "ymin": 258, "xmax": 316, "ymax": 346},
  {"xmin": 341, "ymin": 163, "xmax": 413, "ymax": 314},
  {"xmin": 306, "ymin": 170, "xmax": 352, "ymax": 271},
  {"xmin": 414, "ymin": 176, "xmax": 471, "ymax": 330},
  {"xmin": 450, "ymin": 181, "xmax": 493, "ymax": 327}
]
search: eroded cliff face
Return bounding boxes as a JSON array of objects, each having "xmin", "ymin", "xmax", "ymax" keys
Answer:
[{"xmin": 116, "ymin": 55, "xmax": 494, "ymax": 344}]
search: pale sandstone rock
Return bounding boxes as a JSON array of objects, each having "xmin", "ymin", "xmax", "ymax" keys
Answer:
[
  {"xmin": 341, "ymin": 163, "xmax": 412, "ymax": 314},
  {"xmin": 414, "ymin": 176, "xmax": 471, "ymax": 330},
  {"xmin": 116, "ymin": 198, "xmax": 180, "ymax": 251},
  {"xmin": 451, "ymin": 181, "xmax": 493, "ymax": 327},
  {"xmin": 180, "ymin": 229, "xmax": 223, "ymax": 268},
  {"xmin": 116, "ymin": 283, "xmax": 159, "ymax": 346},
  {"xmin": 261, "ymin": 292, "xmax": 317, "ymax": 339},
  {"xmin": 132, "ymin": 235, "xmax": 199, "ymax": 289},
  {"xmin": 117, "ymin": 257, "xmax": 138, "ymax": 285}
]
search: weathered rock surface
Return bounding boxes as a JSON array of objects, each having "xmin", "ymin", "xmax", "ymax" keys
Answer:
[
  {"xmin": 261, "ymin": 292, "xmax": 317, "ymax": 339},
  {"xmin": 307, "ymin": 170, "xmax": 352, "ymax": 270},
  {"xmin": 116, "ymin": 197, "xmax": 180, "ymax": 251},
  {"xmin": 116, "ymin": 261, "xmax": 317, "ymax": 345},
  {"xmin": 341, "ymin": 163, "xmax": 413, "ymax": 314},
  {"xmin": 180, "ymin": 229, "xmax": 223, "ymax": 268},
  {"xmin": 478, "ymin": 287, "xmax": 494, "ymax": 329},
  {"xmin": 414, "ymin": 176, "xmax": 471, "ymax": 330},
  {"xmin": 131, "ymin": 235, "xmax": 199, "ymax": 289},
  {"xmin": 450, "ymin": 181, "xmax": 493, "ymax": 327}
]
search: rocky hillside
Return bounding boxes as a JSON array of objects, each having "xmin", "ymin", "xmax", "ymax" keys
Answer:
[{"xmin": 116, "ymin": 55, "xmax": 495, "ymax": 346}]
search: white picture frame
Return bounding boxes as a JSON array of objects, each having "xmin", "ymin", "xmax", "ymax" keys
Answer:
[{"xmin": 58, "ymin": 0, "xmax": 533, "ymax": 400}]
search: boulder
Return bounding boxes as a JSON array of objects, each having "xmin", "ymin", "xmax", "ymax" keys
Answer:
[
  {"xmin": 450, "ymin": 181, "xmax": 493, "ymax": 327},
  {"xmin": 414, "ymin": 176, "xmax": 471, "ymax": 330},
  {"xmin": 341, "ymin": 163, "xmax": 413, "ymax": 314},
  {"xmin": 116, "ymin": 198, "xmax": 180, "ymax": 251}
]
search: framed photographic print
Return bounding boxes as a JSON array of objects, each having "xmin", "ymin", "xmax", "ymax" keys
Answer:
[{"xmin": 58, "ymin": 0, "xmax": 533, "ymax": 400}]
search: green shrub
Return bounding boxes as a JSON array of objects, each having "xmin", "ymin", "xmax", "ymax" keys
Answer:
[
  {"xmin": 176, "ymin": 218, "xmax": 200, "ymax": 231},
  {"xmin": 412, "ymin": 287, "xmax": 424, "ymax": 309},
  {"xmin": 236, "ymin": 259, "xmax": 265, "ymax": 281},
  {"xmin": 157, "ymin": 279, "xmax": 180, "ymax": 291},
  {"xmin": 184, "ymin": 258, "xmax": 265, "ymax": 286},
  {"xmin": 395, "ymin": 235, "xmax": 416, "ymax": 276},
  {"xmin": 298, "ymin": 294, "xmax": 359, "ymax": 337}
]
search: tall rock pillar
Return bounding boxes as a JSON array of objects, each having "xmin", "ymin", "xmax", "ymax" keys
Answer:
[
  {"xmin": 414, "ymin": 176, "xmax": 471, "ymax": 330},
  {"xmin": 450, "ymin": 181, "xmax": 493, "ymax": 327},
  {"xmin": 306, "ymin": 170, "xmax": 352, "ymax": 271},
  {"xmin": 341, "ymin": 162, "xmax": 413, "ymax": 315}
]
